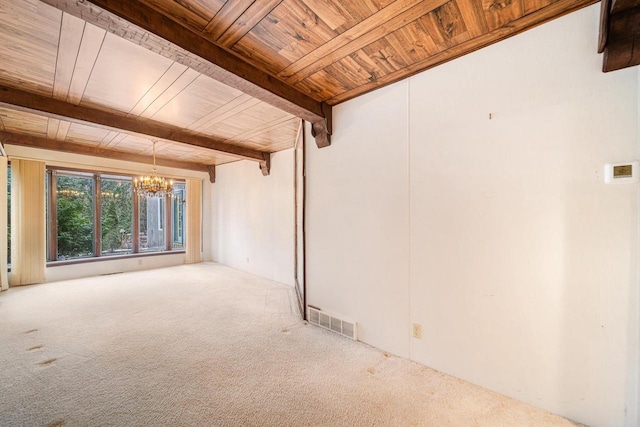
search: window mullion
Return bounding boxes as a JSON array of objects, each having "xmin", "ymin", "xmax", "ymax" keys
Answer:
[
  {"xmin": 133, "ymin": 192, "xmax": 140, "ymax": 253},
  {"xmin": 94, "ymin": 175, "xmax": 101, "ymax": 257},
  {"xmin": 47, "ymin": 169, "xmax": 58, "ymax": 261},
  {"xmin": 165, "ymin": 195, "xmax": 172, "ymax": 251}
]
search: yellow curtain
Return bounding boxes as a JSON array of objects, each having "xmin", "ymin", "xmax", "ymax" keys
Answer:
[
  {"xmin": 10, "ymin": 159, "xmax": 46, "ymax": 286},
  {"xmin": 185, "ymin": 178, "xmax": 202, "ymax": 264},
  {"xmin": 0, "ymin": 156, "xmax": 7, "ymax": 291}
]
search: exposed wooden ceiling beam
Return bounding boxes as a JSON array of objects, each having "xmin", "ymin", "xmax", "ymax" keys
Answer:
[
  {"xmin": 39, "ymin": 0, "xmax": 332, "ymax": 148},
  {"xmin": 0, "ymin": 131, "xmax": 211, "ymax": 174},
  {"xmin": 0, "ymin": 85, "xmax": 272, "ymax": 168},
  {"xmin": 600, "ymin": 0, "xmax": 640, "ymax": 72}
]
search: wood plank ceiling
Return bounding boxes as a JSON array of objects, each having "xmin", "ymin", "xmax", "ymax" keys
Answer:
[{"xmin": 0, "ymin": 0, "xmax": 600, "ymax": 175}]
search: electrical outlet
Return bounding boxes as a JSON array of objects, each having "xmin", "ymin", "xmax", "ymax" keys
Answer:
[{"xmin": 412, "ymin": 323, "xmax": 422, "ymax": 339}]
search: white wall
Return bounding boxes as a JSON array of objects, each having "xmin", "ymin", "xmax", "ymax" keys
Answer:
[
  {"xmin": 211, "ymin": 150, "xmax": 295, "ymax": 286},
  {"xmin": 5, "ymin": 145, "xmax": 212, "ymax": 282},
  {"xmin": 307, "ymin": 5, "xmax": 638, "ymax": 427},
  {"xmin": 306, "ymin": 82, "xmax": 411, "ymax": 357}
]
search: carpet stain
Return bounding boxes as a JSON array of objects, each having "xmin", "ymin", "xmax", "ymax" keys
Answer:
[
  {"xmin": 367, "ymin": 367, "xmax": 376, "ymax": 375},
  {"xmin": 37, "ymin": 358, "xmax": 57, "ymax": 366},
  {"xmin": 25, "ymin": 329, "xmax": 38, "ymax": 334},
  {"xmin": 27, "ymin": 345, "xmax": 44, "ymax": 351},
  {"xmin": 47, "ymin": 420, "xmax": 65, "ymax": 427}
]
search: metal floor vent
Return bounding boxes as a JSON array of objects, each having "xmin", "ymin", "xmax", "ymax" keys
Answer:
[{"xmin": 308, "ymin": 307, "xmax": 357, "ymax": 340}]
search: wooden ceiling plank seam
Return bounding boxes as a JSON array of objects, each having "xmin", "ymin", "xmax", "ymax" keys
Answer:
[
  {"xmin": 110, "ymin": 133, "xmax": 127, "ymax": 146},
  {"xmin": 232, "ymin": 27, "xmax": 294, "ymax": 74},
  {"xmin": 385, "ymin": 29, "xmax": 427, "ymax": 64},
  {"xmin": 193, "ymin": 97, "xmax": 262, "ymax": 133},
  {"xmin": 281, "ymin": 0, "xmax": 450, "ymax": 85},
  {"xmin": 204, "ymin": 0, "xmax": 256, "ymax": 40},
  {"xmin": 405, "ymin": 16, "xmax": 441, "ymax": 56},
  {"xmin": 66, "ymin": 121, "xmax": 112, "ymax": 143},
  {"xmin": 0, "ymin": 84, "xmax": 267, "ymax": 162},
  {"xmin": 146, "ymin": 139, "xmax": 171, "ymax": 155},
  {"xmin": 46, "ymin": 118, "xmax": 61, "ymax": 139},
  {"xmin": 243, "ymin": 14, "xmax": 291, "ymax": 51},
  {"xmin": 77, "ymin": 34, "xmax": 179, "ymax": 114},
  {"xmin": 0, "ymin": 106, "xmax": 48, "ymax": 130},
  {"xmin": 248, "ymin": 121, "xmax": 300, "ymax": 146},
  {"xmin": 66, "ymin": 23, "xmax": 106, "ymax": 105},
  {"xmin": 40, "ymin": 0, "xmax": 332, "ymax": 147},
  {"xmin": 140, "ymin": 68, "xmax": 201, "ymax": 119},
  {"xmin": 98, "ymin": 130, "xmax": 120, "ymax": 147},
  {"xmin": 227, "ymin": 116, "xmax": 299, "ymax": 144},
  {"xmin": 127, "ymin": 62, "xmax": 188, "ymax": 117},
  {"xmin": 350, "ymin": 49, "xmax": 388, "ymax": 81},
  {"xmin": 52, "ymin": 13, "xmax": 84, "ymax": 100},
  {"xmin": 427, "ymin": 1, "xmax": 470, "ymax": 49},
  {"xmin": 0, "ymin": 131, "xmax": 213, "ymax": 171},
  {"xmin": 266, "ymin": 3, "xmax": 339, "ymax": 63},
  {"xmin": 366, "ymin": 0, "xmax": 393, "ymax": 12},
  {"xmin": 112, "ymin": 134, "xmax": 144, "ymax": 149},
  {"xmin": 361, "ymin": 37, "xmax": 408, "ymax": 73},
  {"xmin": 294, "ymin": 70, "xmax": 348, "ymax": 100},
  {"xmin": 482, "ymin": 0, "xmax": 526, "ymax": 32},
  {"xmin": 340, "ymin": 2, "xmax": 376, "ymax": 26},
  {"xmin": 456, "ymin": 0, "xmax": 489, "ymax": 38},
  {"xmin": 55, "ymin": 120, "xmax": 71, "ymax": 140},
  {"xmin": 299, "ymin": 0, "xmax": 352, "ymax": 31},
  {"xmin": 326, "ymin": 0, "xmax": 598, "ymax": 104},
  {"xmin": 217, "ymin": 0, "xmax": 284, "ymax": 48},
  {"xmin": 0, "ymin": 0, "xmax": 59, "ymax": 96},
  {"xmin": 332, "ymin": 56, "xmax": 376, "ymax": 87},
  {"xmin": 189, "ymin": 93, "xmax": 254, "ymax": 130}
]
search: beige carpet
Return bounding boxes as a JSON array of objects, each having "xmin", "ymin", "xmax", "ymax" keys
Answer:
[{"xmin": 0, "ymin": 263, "xmax": 579, "ymax": 426}]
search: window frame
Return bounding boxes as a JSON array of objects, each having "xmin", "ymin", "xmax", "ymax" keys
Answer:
[{"xmin": 46, "ymin": 166, "xmax": 185, "ymax": 266}]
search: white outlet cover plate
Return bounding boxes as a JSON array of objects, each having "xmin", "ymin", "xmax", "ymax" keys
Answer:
[{"xmin": 604, "ymin": 161, "xmax": 639, "ymax": 184}]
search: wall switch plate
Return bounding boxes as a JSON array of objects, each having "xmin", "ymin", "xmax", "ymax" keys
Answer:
[{"xmin": 604, "ymin": 161, "xmax": 639, "ymax": 184}]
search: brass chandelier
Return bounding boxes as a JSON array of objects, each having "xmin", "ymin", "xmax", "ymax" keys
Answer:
[{"xmin": 134, "ymin": 141, "xmax": 173, "ymax": 198}]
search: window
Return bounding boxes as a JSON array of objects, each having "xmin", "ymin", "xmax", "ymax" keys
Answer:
[
  {"xmin": 46, "ymin": 167, "xmax": 185, "ymax": 262},
  {"xmin": 172, "ymin": 182, "xmax": 185, "ymax": 249},
  {"xmin": 139, "ymin": 196, "xmax": 165, "ymax": 252},
  {"xmin": 101, "ymin": 176, "xmax": 133, "ymax": 256},
  {"xmin": 56, "ymin": 173, "xmax": 95, "ymax": 260}
]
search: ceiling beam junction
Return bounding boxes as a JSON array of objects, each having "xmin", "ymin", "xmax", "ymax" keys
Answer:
[{"xmin": 39, "ymin": 0, "xmax": 333, "ymax": 148}]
